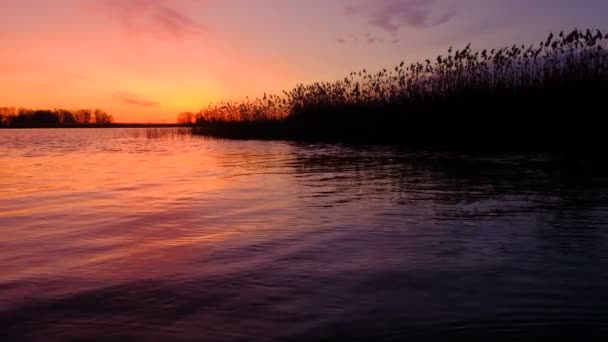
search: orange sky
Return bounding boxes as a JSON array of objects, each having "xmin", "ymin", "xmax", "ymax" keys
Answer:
[{"xmin": 1, "ymin": 0, "xmax": 607, "ymax": 122}]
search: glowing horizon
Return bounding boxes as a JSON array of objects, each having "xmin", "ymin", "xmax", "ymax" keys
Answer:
[{"xmin": 1, "ymin": 0, "xmax": 607, "ymax": 123}]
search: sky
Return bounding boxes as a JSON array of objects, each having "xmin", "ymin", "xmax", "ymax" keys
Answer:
[{"xmin": 1, "ymin": 0, "xmax": 607, "ymax": 123}]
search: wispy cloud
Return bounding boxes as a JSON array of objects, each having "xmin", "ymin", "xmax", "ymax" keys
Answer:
[
  {"xmin": 63, "ymin": 71, "xmax": 94, "ymax": 82},
  {"xmin": 365, "ymin": 32, "xmax": 382, "ymax": 44},
  {"xmin": 0, "ymin": 60, "xmax": 93, "ymax": 80},
  {"xmin": 116, "ymin": 91, "xmax": 160, "ymax": 107},
  {"xmin": 344, "ymin": 6, "xmax": 358, "ymax": 15},
  {"xmin": 86, "ymin": 0, "xmax": 203, "ymax": 40},
  {"xmin": 347, "ymin": 0, "xmax": 456, "ymax": 35},
  {"xmin": 335, "ymin": 32, "xmax": 397, "ymax": 45}
]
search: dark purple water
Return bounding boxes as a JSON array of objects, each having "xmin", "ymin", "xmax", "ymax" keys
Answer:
[{"xmin": 1, "ymin": 128, "xmax": 608, "ymax": 340}]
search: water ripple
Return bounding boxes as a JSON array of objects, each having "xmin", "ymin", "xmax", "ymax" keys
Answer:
[{"xmin": 1, "ymin": 128, "xmax": 608, "ymax": 340}]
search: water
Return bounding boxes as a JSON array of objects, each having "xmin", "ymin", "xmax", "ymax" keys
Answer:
[{"xmin": 1, "ymin": 128, "xmax": 608, "ymax": 340}]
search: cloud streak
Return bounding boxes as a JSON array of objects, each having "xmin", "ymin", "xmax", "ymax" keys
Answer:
[
  {"xmin": 347, "ymin": 0, "xmax": 456, "ymax": 35},
  {"xmin": 87, "ymin": 0, "xmax": 203, "ymax": 40},
  {"xmin": 117, "ymin": 91, "xmax": 160, "ymax": 107}
]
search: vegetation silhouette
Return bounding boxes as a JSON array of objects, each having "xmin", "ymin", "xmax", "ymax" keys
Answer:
[
  {"xmin": 142, "ymin": 127, "xmax": 191, "ymax": 139},
  {"xmin": 187, "ymin": 29, "xmax": 608, "ymax": 148},
  {"xmin": 0, "ymin": 107, "xmax": 114, "ymax": 128}
]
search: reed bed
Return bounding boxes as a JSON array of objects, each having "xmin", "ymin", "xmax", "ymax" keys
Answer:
[{"xmin": 192, "ymin": 29, "xmax": 608, "ymax": 146}]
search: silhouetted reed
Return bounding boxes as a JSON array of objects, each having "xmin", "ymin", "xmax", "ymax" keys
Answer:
[
  {"xmin": 190, "ymin": 29, "xmax": 608, "ymax": 147},
  {"xmin": 143, "ymin": 127, "xmax": 191, "ymax": 139}
]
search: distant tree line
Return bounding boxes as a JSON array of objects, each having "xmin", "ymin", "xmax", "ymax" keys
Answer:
[
  {"xmin": 176, "ymin": 111, "xmax": 195, "ymax": 125},
  {"xmin": 0, "ymin": 107, "xmax": 114, "ymax": 128}
]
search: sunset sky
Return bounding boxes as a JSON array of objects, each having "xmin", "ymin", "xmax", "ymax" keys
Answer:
[{"xmin": 1, "ymin": 0, "xmax": 607, "ymax": 122}]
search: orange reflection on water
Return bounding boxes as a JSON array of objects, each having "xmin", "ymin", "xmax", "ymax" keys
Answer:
[{"xmin": 0, "ymin": 128, "xmax": 300, "ymax": 288}]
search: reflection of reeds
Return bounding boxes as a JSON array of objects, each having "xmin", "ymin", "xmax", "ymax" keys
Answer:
[
  {"xmin": 142, "ymin": 127, "xmax": 191, "ymax": 140},
  {"xmin": 189, "ymin": 29, "xmax": 608, "ymax": 145}
]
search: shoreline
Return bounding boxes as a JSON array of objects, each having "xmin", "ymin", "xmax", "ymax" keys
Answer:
[{"xmin": 0, "ymin": 123, "xmax": 187, "ymax": 129}]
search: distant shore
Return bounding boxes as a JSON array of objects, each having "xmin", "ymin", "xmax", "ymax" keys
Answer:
[
  {"xmin": 0, "ymin": 107, "xmax": 187, "ymax": 129},
  {"xmin": 0, "ymin": 123, "xmax": 186, "ymax": 129}
]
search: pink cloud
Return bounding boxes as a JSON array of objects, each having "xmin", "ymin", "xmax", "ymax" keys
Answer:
[
  {"xmin": 63, "ymin": 72, "xmax": 94, "ymax": 82},
  {"xmin": 347, "ymin": 0, "xmax": 456, "ymax": 35},
  {"xmin": 116, "ymin": 91, "xmax": 160, "ymax": 107},
  {"xmin": 365, "ymin": 32, "xmax": 383, "ymax": 44},
  {"xmin": 344, "ymin": 6, "xmax": 359, "ymax": 15},
  {"xmin": 86, "ymin": 0, "xmax": 203, "ymax": 40},
  {"xmin": 0, "ymin": 59, "xmax": 93, "ymax": 85}
]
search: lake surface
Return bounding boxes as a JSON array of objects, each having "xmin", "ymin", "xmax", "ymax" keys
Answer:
[{"xmin": 1, "ymin": 128, "xmax": 608, "ymax": 340}]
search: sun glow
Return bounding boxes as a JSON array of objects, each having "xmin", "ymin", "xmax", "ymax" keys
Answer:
[{"xmin": 2, "ymin": 0, "xmax": 607, "ymax": 122}]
